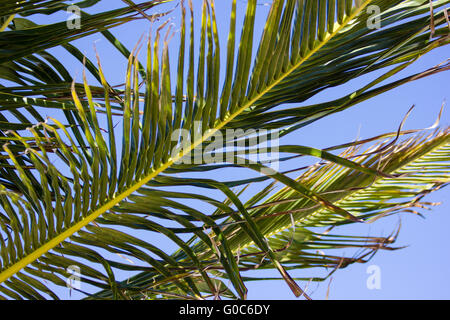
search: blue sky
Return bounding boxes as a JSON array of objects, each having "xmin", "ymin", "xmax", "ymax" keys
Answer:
[{"xmin": 28, "ymin": 0, "xmax": 450, "ymax": 299}]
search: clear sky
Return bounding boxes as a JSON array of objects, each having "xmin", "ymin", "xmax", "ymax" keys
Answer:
[{"xmin": 30, "ymin": 0, "xmax": 450, "ymax": 299}]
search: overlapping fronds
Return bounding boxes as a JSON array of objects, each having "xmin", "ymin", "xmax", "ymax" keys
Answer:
[
  {"xmin": 231, "ymin": 128, "xmax": 450, "ymax": 260},
  {"xmin": 92, "ymin": 127, "xmax": 450, "ymax": 299},
  {"xmin": 0, "ymin": 0, "xmax": 449, "ymax": 300}
]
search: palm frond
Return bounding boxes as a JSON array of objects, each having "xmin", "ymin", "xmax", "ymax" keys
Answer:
[
  {"xmin": 94, "ymin": 127, "xmax": 450, "ymax": 299},
  {"xmin": 0, "ymin": 0, "xmax": 449, "ymax": 299}
]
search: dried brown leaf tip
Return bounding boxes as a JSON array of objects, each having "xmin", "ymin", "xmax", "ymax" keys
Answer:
[{"xmin": 429, "ymin": 0, "xmax": 436, "ymax": 39}]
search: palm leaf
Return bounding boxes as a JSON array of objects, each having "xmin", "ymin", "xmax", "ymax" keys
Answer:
[
  {"xmin": 93, "ymin": 127, "xmax": 450, "ymax": 299},
  {"xmin": 0, "ymin": 0, "xmax": 449, "ymax": 299}
]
